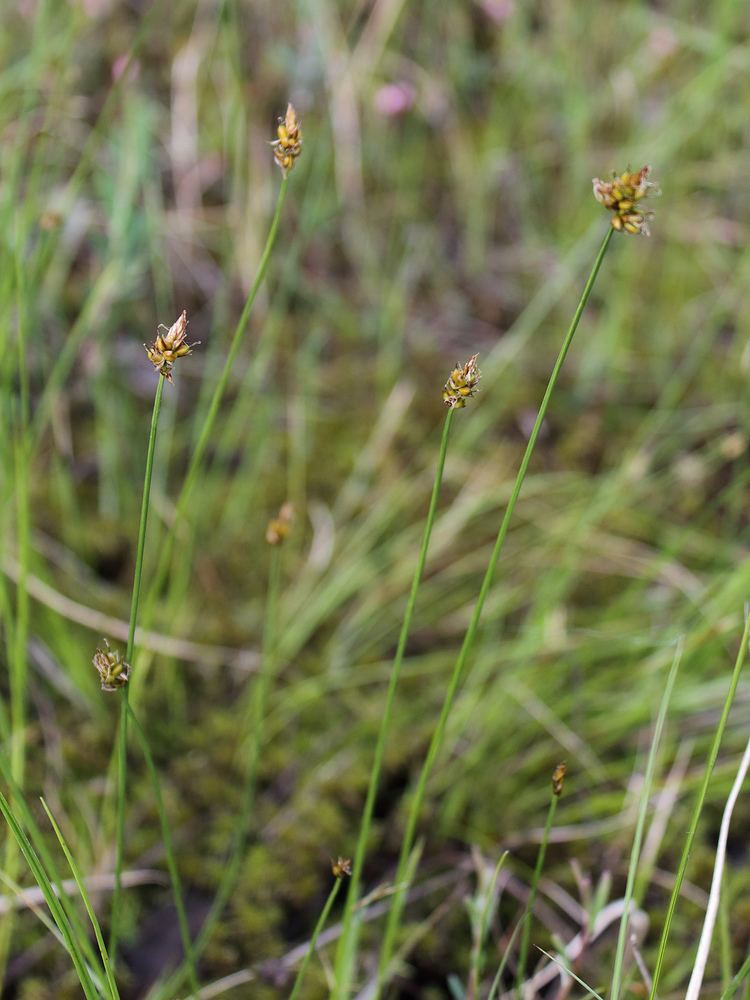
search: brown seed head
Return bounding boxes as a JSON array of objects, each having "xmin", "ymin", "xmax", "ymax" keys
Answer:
[
  {"xmin": 266, "ymin": 501, "xmax": 294, "ymax": 545},
  {"xmin": 144, "ymin": 310, "xmax": 199, "ymax": 382},
  {"xmin": 331, "ymin": 856, "xmax": 352, "ymax": 879},
  {"xmin": 551, "ymin": 761, "xmax": 567, "ymax": 797},
  {"xmin": 271, "ymin": 103, "xmax": 303, "ymax": 175},
  {"xmin": 592, "ymin": 165, "xmax": 658, "ymax": 235},
  {"xmin": 443, "ymin": 354, "xmax": 481, "ymax": 409},
  {"xmin": 93, "ymin": 639, "xmax": 131, "ymax": 692}
]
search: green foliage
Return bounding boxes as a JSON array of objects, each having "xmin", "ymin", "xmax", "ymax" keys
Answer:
[{"xmin": 2, "ymin": 0, "xmax": 750, "ymax": 996}]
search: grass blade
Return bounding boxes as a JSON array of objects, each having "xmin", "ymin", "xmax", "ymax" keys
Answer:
[
  {"xmin": 648, "ymin": 610, "xmax": 750, "ymax": 1000},
  {"xmin": 40, "ymin": 798, "xmax": 120, "ymax": 1000},
  {"xmin": 0, "ymin": 788, "xmax": 100, "ymax": 999},
  {"xmin": 610, "ymin": 638, "xmax": 684, "ymax": 1000}
]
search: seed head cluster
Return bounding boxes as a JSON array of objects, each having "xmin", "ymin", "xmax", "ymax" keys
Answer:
[
  {"xmin": 144, "ymin": 310, "xmax": 198, "ymax": 382},
  {"xmin": 272, "ymin": 103, "xmax": 302, "ymax": 175},
  {"xmin": 92, "ymin": 639, "xmax": 130, "ymax": 692},
  {"xmin": 331, "ymin": 856, "xmax": 352, "ymax": 879},
  {"xmin": 443, "ymin": 354, "xmax": 481, "ymax": 409},
  {"xmin": 592, "ymin": 165, "xmax": 658, "ymax": 235},
  {"xmin": 266, "ymin": 502, "xmax": 294, "ymax": 545},
  {"xmin": 552, "ymin": 761, "xmax": 567, "ymax": 797}
]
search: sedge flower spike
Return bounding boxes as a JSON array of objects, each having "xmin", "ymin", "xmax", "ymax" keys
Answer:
[
  {"xmin": 592, "ymin": 165, "xmax": 658, "ymax": 235},
  {"xmin": 93, "ymin": 639, "xmax": 130, "ymax": 691},
  {"xmin": 272, "ymin": 103, "xmax": 302, "ymax": 174},
  {"xmin": 265, "ymin": 501, "xmax": 294, "ymax": 545},
  {"xmin": 331, "ymin": 857, "xmax": 352, "ymax": 879},
  {"xmin": 144, "ymin": 309, "xmax": 198, "ymax": 382},
  {"xmin": 443, "ymin": 354, "xmax": 481, "ymax": 408}
]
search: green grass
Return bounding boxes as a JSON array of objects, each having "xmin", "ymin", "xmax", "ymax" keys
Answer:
[{"xmin": 2, "ymin": 0, "xmax": 750, "ymax": 996}]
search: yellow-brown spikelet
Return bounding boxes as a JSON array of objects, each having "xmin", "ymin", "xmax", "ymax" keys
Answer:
[
  {"xmin": 144, "ymin": 309, "xmax": 198, "ymax": 382},
  {"xmin": 266, "ymin": 501, "xmax": 294, "ymax": 545},
  {"xmin": 551, "ymin": 760, "xmax": 567, "ymax": 797},
  {"xmin": 592, "ymin": 165, "xmax": 658, "ymax": 235},
  {"xmin": 93, "ymin": 639, "xmax": 131, "ymax": 692},
  {"xmin": 271, "ymin": 103, "xmax": 302, "ymax": 175},
  {"xmin": 331, "ymin": 856, "xmax": 352, "ymax": 879},
  {"xmin": 443, "ymin": 354, "xmax": 481, "ymax": 409}
]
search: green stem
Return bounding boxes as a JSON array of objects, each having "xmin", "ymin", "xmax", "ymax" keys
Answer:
[
  {"xmin": 515, "ymin": 792, "xmax": 558, "ymax": 997},
  {"xmin": 128, "ymin": 706, "xmax": 200, "ymax": 997},
  {"xmin": 376, "ymin": 225, "xmax": 614, "ymax": 993},
  {"xmin": 142, "ymin": 175, "xmax": 290, "ymax": 624},
  {"xmin": 110, "ymin": 373, "xmax": 166, "ymax": 963},
  {"xmin": 648, "ymin": 611, "xmax": 750, "ymax": 1000},
  {"xmin": 609, "ymin": 640, "xmax": 683, "ymax": 1000},
  {"xmin": 720, "ymin": 950, "xmax": 750, "ymax": 1000},
  {"xmin": 41, "ymin": 798, "xmax": 121, "ymax": 1000},
  {"xmin": 333, "ymin": 409, "xmax": 455, "ymax": 995},
  {"xmin": 289, "ymin": 877, "xmax": 344, "ymax": 1000}
]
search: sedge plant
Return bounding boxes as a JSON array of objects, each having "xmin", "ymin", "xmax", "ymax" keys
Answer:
[
  {"xmin": 334, "ymin": 362, "xmax": 479, "ymax": 994},
  {"xmin": 137, "ymin": 104, "xmax": 301, "ymax": 657},
  {"xmin": 375, "ymin": 165, "xmax": 659, "ymax": 993},
  {"xmin": 648, "ymin": 609, "xmax": 750, "ymax": 1000},
  {"xmin": 290, "ymin": 859, "xmax": 351, "ymax": 1000},
  {"xmin": 515, "ymin": 763, "xmax": 566, "ymax": 997},
  {"xmin": 109, "ymin": 309, "xmax": 197, "ymax": 966}
]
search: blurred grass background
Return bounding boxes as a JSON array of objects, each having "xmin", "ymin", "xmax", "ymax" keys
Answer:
[{"xmin": 3, "ymin": 0, "xmax": 750, "ymax": 996}]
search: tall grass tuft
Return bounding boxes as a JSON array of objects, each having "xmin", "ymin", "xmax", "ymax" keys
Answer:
[
  {"xmin": 376, "ymin": 221, "xmax": 616, "ymax": 993},
  {"xmin": 334, "ymin": 395, "xmax": 464, "ymax": 995},
  {"xmin": 648, "ymin": 610, "xmax": 750, "ymax": 1000},
  {"xmin": 111, "ymin": 308, "xmax": 197, "ymax": 964}
]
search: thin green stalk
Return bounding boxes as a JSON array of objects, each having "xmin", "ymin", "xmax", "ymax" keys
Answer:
[
  {"xmin": 0, "ymin": 223, "xmax": 34, "ymax": 985},
  {"xmin": 333, "ymin": 408, "xmax": 455, "ymax": 995},
  {"xmin": 648, "ymin": 610, "xmax": 750, "ymax": 1000},
  {"xmin": 0, "ymin": 789, "xmax": 100, "ymax": 1000},
  {"xmin": 609, "ymin": 640, "xmax": 683, "ymax": 1000},
  {"xmin": 289, "ymin": 876, "xmax": 344, "ymax": 1000},
  {"xmin": 163, "ymin": 545, "xmax": 282, "ymax": 997},
  {"xmin": 376, "ymin": 225, "xmax": 615, "ymax": 993},
  {"xmin": 720, "ymin": 951, "xmax": 750, "ymax": 1000},
  {"xmin": 141, "ymin": 175, "xmax": 289, "ymax": 629},
  {"xmin": 536, "ymin": 948, "xmax": 604, "ymax": 1000},
  {"xmin": 128, "ymin": 706, "xmax": 200, "ymax": 997},
  {"xmin": 515, "ymin": 785, "xmax": 559, "ymax": 996},
  {"xmin": 0, "ymin": 754, "xmax": 105, "ymax": 981},
  {"xmin": 468, "ymin": 852, "xmax": 507, "ymax": 1000},
  {"xmin": 487, "ymin": 919, "xmax": 523, "ymax": 1000},
  {"xmin": 110, "ymin": 373, "xmax": 166, "ymax": 963},
  {"xmin": 41, "ymin": 798, "xmax": 120, "ymax": 1000}
]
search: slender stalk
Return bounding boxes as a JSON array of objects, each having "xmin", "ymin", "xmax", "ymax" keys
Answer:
[
  {"xmin": 468, "ymin": 852, "xmax": 507, "ymax": 1000},
  {"xmin": 648, "ymin": 609, "xmax": 750, "ymax": 1000},
  {"xmin": 487, "ymin": 919, "xmax": 523, "ymax": 1000},
  {"xmin": 128, "ymin": 706, "xmax": 200, "ymax": 997},
  {"xmin": 0, "ymin": 753, "xmax": 104, "ymax": 979},
  {"xmin": 0, "ymin": 221, "xmax": 34, "ymax": 985},
  {"xmin": 720, "ymin": 951, "xmax": 750, "ymax": 1000},
  {"xmin": 515, "ymin": 789, "xmax": 559, "ymax": 997},
  {"xmin": 0, "ymin": 789, "xmax": 100, "ymax": 1000},
  {"xmin": 110, "ymin": 373, "xmax": 166, "ymax": 962},
  {"xmin": 41, "ymin": 798, "xmax": 120, "ymax": 1000},
  {"xmin": 141, "ymin": 176, "xmax": 289, "ymax": 624},
  {"xmin": 333, "ymin": 408, "xmax": 455, "ymax": 994},
  {"xmin": 609, "ymin": 640, "xmax": 683, "ymax": 1000},
  {"xmin": 376, "ymin": 225, "xmax": 615, "ymax": 992},
  {"xmin": 289, "ymin": 876, "xmax": 344, "ymax": 1000}
]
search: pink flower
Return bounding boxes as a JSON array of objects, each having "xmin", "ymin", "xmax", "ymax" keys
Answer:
[{"xmin": 373, "ymin": 82, "xmax": 416, "ymax": 118}]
